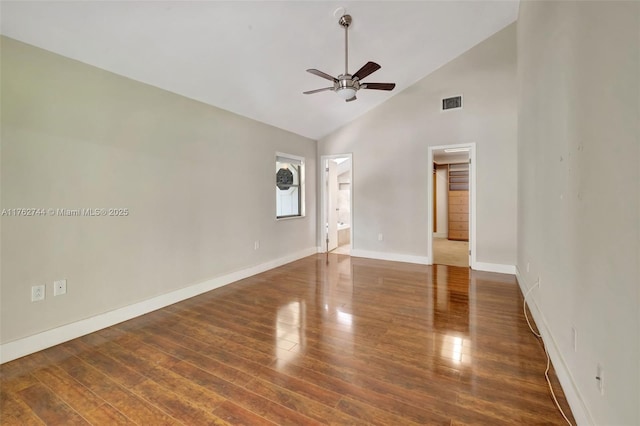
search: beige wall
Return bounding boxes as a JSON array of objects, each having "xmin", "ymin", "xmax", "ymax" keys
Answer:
[
  {"xmin": 517, "ymin": 2, "xmax": 639, "ymax": 424},
  {"xmin": 318, "ymin": 24, "xmax": 517, "ymax": 267},
  {"xmin": 0, "ymin": 37, "xmax": 316, "ymax": 344}
]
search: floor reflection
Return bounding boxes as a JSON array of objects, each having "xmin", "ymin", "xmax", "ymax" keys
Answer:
[
  {"xmin": 432, "ymin": 264, "xmax": 470, "ymax": 330},
  {"xmin": 274, "ymin": 299, "xmax": 306, "ymax": 370},
  {"xmin": 276, "ymin": 300, "xmax": 305, "ymax": 349},
  {"xmin": 1, "ymin": 253, "xmax": 573, "ymax": 425},
  {"xmin": 431, "ymin": 264, "xmax": 473, "ymax": 367},
  {"xmin": 263, "ymin": 255, "xmax": 567, "ymax": 423},
  {"xmin": 440, "ymin": 334, "xmax": 472, "ymax": 365},
  {"xmin": 317, "ymin": 254, "xmax": 355, "ymax": 354}
]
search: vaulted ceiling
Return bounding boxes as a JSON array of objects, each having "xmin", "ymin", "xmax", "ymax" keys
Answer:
[{"xmin": 0, "ymin": 1, "xmax": 519, "ymax": 140}]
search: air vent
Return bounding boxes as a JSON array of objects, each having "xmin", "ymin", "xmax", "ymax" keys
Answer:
[{"xmin": 442, "ymin": 95, "xmax": 462, "ymax": 111}]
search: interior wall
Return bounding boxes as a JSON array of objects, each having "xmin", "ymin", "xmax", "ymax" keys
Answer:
[
  {"xmin": 0, "ymin": 37, "xmax": 317, "ymax": 344},
  {"xmin": 318, "ymin": 23, "xmax": 517, "ymax": 267},
  {"xmin": 517, "ymin": 2, "xmax": 639, "ymax": 424}
]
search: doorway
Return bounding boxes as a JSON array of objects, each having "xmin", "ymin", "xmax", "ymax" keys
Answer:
[
  {"xmin": 321, "ymin": 154, "xmax": 353, "ymax": 255},
  {"xmin": 427, "ymin": 144, "xmax": 476, "ymax": 269}
]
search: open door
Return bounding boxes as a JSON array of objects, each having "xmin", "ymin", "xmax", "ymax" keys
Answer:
[
  {"xmin": 326, "ymin": 159, "xmax": 338, "ymax": 252},
  {"xmin": 427, "ymin": 143, "xmax": 476, "ymax": 269}
]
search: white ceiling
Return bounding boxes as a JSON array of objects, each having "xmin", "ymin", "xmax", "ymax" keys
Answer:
[{"xmin": 0, "ymin": 1, "xmax": 518, "ymax": 140}]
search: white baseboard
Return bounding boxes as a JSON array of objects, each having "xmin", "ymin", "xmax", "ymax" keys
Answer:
[
  {"xmin": 350, "ymin": 249, "xmax": 429, "ymax": 265},
  {"xmin": 0, "ymin": 247, "xmax": 318, "ymax": 364},
  {"xmin": 516, "ymin": 272, "xmax": 594, "ymax": 426},
  {"xmin": 349, "ymin": 250, "xmax": 515, "ymax": 274},
  {"xmin": 473, "ymin": 261, "xmax": 516, "ymax": 275},
  {"xmin": 433, "ymin": 232, "xmax": 448, "ymax": 238}
]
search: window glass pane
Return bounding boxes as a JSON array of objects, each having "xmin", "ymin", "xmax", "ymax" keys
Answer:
[
  {"xmin": 277, "ymin": 186, "xmax": 299, "ymax": 217},
  {"xmin": 276, "ymin": 155, "xmax": 304, "ymax": 219}
]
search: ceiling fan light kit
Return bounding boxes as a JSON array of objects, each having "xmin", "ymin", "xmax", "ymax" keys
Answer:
[{"xmin": 304, "ymin": 13, "xmax": 396, "ymax": 102}]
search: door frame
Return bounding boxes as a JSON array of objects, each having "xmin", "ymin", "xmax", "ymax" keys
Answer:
[
  {"xmin": 320, "ymin": 153, "xmax": 353, "ymax": 253},
  {"xmin": 427, "ymin": 143, "xmax": 476, "ymax": 269}
]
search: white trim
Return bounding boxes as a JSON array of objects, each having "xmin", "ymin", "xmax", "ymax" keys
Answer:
[
  {"xmin": 516, "ymin": 270, "xmax": 594, "ymax": 426},
  {"xmin": 433, "ymin": 232, "xmax": 448, "ymax": 238},
  {"xmin": 351, "ymin": 249, "xmax": 429, "ymax": 265},
  {"xmin": 275, "ymin": 151, "xmax": 305, "ymax": 164},
  {"xmin": 469, "ymin": 146, "xmax": 477, "ymax": 269},
  {"xmin": 473, "ymin": 261, "xmax": 516, "ymax": 275},
  {"xmin": 427, "ymin": 143, "xmax": 477, "ymax": 269},
  {"xmin": 275, "ymin": 215, "xmax": 305, "ymax": 221},
  {"xmin": 0, "ymin": 247, "xmax": 317, "ymax": 364}
]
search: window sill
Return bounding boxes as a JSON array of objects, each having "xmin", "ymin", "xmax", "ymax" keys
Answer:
[{"xmin": 276, "ymin": 215, "xmax": 305, "ymax": 221}]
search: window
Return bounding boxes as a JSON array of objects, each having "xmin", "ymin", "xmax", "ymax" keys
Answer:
[{"xmin": 276, "ymin": 153, "xmax": 305, "ymax": 219}]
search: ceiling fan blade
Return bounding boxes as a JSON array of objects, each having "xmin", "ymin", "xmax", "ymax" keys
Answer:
[
  {"xmin": 346, "ymin": 95, "xmax": 357, "ymax": 102},
  {"xmin": 363, "ymin": 83, "xmax": 396, "ymax": 91},
  {"xmin": 306, "ymin": 69, "xmax": 338, "ymax": 82},
  {"xmin": 303, "ymin": 87, "xmax": 334, "ymax": 95},
  {"xmin": 353, "ymin": 61, "xmax": 381, "ymax": 81}
]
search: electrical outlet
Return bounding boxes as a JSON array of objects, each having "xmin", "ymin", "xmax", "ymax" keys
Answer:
[
  {"xmin": 378, "ymin": 233, "xmax": 383, "ymax": 241},
  {"xmin": 54, "ymin": 279, "xmax": 67, "ymax": 296},
  {"xmin": 31, "ymin": 285, "xmax": 45, "ymax": 302},
  {"xmin": 596, "ymin": 364, "xmax": 604, "ymax": 395},
  {"xmin": 526, "ymin": 262, "xmax": 530, "ymax": 273},
  {"xmin": 254, "ymin": 240, "xmax": 259, "ymax": 250},
  {"xmin": 572, "ymin": 326, "xmax": 577, "ymax": 352}
]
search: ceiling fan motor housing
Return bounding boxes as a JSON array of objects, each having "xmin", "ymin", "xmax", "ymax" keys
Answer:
[
  {"xmin": 334, "ymin": 74, "xmax": 359, "ymax": 100},
  {"xmin": 335, "ymin": 74, "xmax": 360, "ymax": 91}
]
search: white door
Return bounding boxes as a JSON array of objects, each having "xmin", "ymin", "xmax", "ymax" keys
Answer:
[{"xmin": 326, "ymin": 160, "xmax": 338, "ymax": 252}]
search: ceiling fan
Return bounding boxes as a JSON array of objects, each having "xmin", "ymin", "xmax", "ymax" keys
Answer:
[{"xmin": 304, "ymin": 14, "xmax": 396, "ymax": 102}]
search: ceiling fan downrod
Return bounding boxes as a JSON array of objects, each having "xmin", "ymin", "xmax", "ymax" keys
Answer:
[{"xmin": 339, "ymin": 14, "xmax": 352, "ymax": 76}]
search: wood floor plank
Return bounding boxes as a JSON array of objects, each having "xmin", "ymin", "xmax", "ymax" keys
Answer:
[
  {"xmin": 136, "ymin": 324, "xmax": 347, "ymax": 413},
  {"xmin": 17, "ymin": 382, "xmax": 90, "ymax": 425},
  {"xmin": 0, "ymin": 352, "xmax": 50, "ymax": 393},
  {"xmin": 252, "ymin": 365, "xmax": 343, "ymax": 408},
  {"xmin": 82, "ymin": 403, "xmax": 136, "ymax": 426},
  {"xmin": 272, "ymin": 359, "xmax": 459, "ymax": 425},
  {"xmin": 31, "ymin": 365, "xmax": 105, "ymax": 414},
  {"xmin": 132, "ymin": 328, "xmax": 259, "ymax": 386},
  {"xmin": 243, "ymin": 377, "xmax": 367, "ymax": 425},
  {"xmin": 54, "ymin": 354, "xmax": 180, "ymax": 425},
  {"xmin": 0, "ymin": 390, "xmax": 46, "ymax": 425},
  {"xmin": 131, "ymin": 378, "xmax": 229, "ymax": 425},
  {"xmin": 212, "ymin": 400, "xmax": 277, "ymax": 426},
  {"xmin": 0, "ymin": 254, "xmax": 576, "ymax": 425},
  {"xmin": 0, "ymin": 370, "xmax": 41, "ymax": 394},
  {"xmin": 171, "ymin": 360, "xmax": 322, "ymax": 425},
  {"xmin": 80, "ymin": 339, "xmax": 228, "ymax": 414},
  {"xmin": 334, "ymin": 396, "xmax": 424, "ymax": 426},
  {"xmin": 69, "ymin": 345, "xmax": 148, "ymax": 389}
]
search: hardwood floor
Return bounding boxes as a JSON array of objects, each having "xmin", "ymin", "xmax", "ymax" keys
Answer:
[
  {"xmin": 433, "ymin": 238, "xmax": 468, "ymax": 268},
  {"xmin": 1, "ymin": 254, "xmax": 575, "ymax": 425},
  {"xmin": 330, "ymin": 244, "xmax": 351, "ymax": 256}
]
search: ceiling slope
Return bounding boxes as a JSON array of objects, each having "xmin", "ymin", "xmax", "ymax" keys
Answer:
[{"xmin": 0, "ymin": 1, "xmax": 518, "ymax": 139}]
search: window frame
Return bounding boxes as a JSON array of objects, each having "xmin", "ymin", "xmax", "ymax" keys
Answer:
[{"xmin": 275, "ymin": 152, "xmax": 305, "ymax": 220}]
